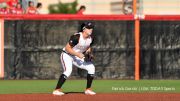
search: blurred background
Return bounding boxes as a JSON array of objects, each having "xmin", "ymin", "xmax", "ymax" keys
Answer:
[
  {"xmin": 32, "ymin": 0, "xmax": 180, "ymax": 14},
  {"xmin": 0, "ymin": 0, "xmax": 180, "ymax": 14}
]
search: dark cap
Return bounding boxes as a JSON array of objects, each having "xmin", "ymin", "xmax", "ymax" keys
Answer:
[{"xmin": 83, "ymin": 22, "xmax": 94, "ymax": 29}]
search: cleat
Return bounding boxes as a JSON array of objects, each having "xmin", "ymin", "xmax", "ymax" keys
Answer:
[
  {"xmin": 85, "ymin": 88, "xmax": 96, "ymax": 95},
  {"xmin": 53, "ymin": 89, "xmax": 65, "ymax": 96}
]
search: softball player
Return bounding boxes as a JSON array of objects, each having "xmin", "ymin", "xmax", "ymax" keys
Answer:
[{"xmin": 53, "ymin": 22, "xmax": 96, "ymax": 95}]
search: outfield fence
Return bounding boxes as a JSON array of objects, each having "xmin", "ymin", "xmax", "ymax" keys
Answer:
[{"xmin": 0, "ymin": 15, "xmax": 180, "ymax": 79}]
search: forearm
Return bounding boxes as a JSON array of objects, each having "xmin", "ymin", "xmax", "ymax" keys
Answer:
[
  {"xmin": 86, "ymin": 47, "xmax": 92, "ymax": 53},
  {"xmin": 65, "ymin": 43, "xmax": 79, "ymax": 56}
]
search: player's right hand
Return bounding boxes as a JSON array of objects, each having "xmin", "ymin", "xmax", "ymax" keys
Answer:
[{"xmin": 77, "ymin": 53, "xmax": 84, "ymax": 59}]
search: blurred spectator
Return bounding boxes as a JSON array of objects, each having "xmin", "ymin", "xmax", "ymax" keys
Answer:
[
  {"xmin": 16, "ymin": 2, "xmax": 23, "ymax": 14},
  {"xmin": 22, "ymin": 0, "xmax": 37, "ymax": 11},
  {"xmin": 77, "ymin": 5, "xmax": 86, "ymax": 15},
  {"xmin": 0, "ymin": 4, "xmax": 9, "ymax": 14},
  {"xmin": 25, "ymin": 1, "xmax": 37, "ymax": 14},
  {"xmin": 7, "ymin": 0, "xmax": 18, "ymax": 8},
  {"xmin": 36, "ymin": 2, "xmax": 42, "ymax": 14},
  {"xmin": 9, "ymin": 1, "xmax": 16, "ymax": 14}
]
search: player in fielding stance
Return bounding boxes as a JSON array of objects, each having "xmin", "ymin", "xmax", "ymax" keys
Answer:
[{"xmin": 53, "ymin": 22, "xmax": 96, "ymax": 96}]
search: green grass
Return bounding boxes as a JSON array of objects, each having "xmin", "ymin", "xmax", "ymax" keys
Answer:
[{"xmin": 0, "ymin": 80, "xmax": 180, "ymax": 94}]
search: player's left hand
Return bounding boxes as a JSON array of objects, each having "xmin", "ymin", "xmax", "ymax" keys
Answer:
[{"xmin": 84, "ymin": 51, "xmax": 94, "ymax": 62}]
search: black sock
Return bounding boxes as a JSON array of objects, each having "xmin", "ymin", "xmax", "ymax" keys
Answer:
[
  {"xmin": 86, "ymin": 74, "xmax": 94, "ymax": 89},
  {"xmin": 55, "ymin": 74, "xmax": 67, "ymax": 90}
]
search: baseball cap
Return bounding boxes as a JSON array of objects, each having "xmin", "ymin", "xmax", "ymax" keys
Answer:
[{"xmin": 83, "ymin": 22, "xmax": 94, "ymax": 29}]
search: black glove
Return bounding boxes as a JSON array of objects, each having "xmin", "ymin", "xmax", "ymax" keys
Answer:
[{"xmin": 84, "ymin": 52, "xmax": 94, "ymax": 62}]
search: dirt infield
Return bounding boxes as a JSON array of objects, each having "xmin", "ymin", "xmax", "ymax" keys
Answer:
[{"xmin": 0, "ymin": 93, "xmax": 180, "ymax": 101}]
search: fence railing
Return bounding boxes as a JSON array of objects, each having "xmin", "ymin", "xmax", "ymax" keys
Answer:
[{"xmin": 0, "ymin": 14, "xmax": 180, "ymax": 79}]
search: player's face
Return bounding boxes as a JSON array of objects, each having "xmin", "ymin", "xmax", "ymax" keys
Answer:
[{"xmin": 84, "ymin": 28, "xmax": 93, "ymax": 36}]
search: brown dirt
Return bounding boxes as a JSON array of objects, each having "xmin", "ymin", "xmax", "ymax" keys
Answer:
[{"xmin": 0, "ymin": 93, "xmax": 180, "ymax": 101}]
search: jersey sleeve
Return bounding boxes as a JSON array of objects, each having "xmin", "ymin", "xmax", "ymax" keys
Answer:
[{"xmin": 68, "ymin": 33, "xmax": 80, "ymax": 47}]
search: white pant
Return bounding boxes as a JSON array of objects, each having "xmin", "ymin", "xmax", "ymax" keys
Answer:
[{"xmin": 60, "ymin": 52, "xmax": 95, "ymax": 77}]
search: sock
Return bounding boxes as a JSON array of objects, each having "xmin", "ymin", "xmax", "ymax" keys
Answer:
[
  {"xmin": 86, "ymin": 74, "xmax": 94, "ymax": 89},
  {"xmin": 55, "ymin": 74, "xmax": 67, "ymax": 90}
]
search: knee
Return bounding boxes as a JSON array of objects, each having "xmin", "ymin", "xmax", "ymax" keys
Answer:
[
  {"xmin": 87, "ymin": 65, "xmax": 95, "ymax": 74},
  {"xmin": 63, "ymin": 68, "xmax": 72, "ymax": 77}
]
